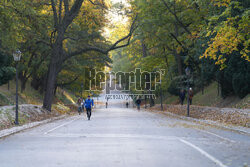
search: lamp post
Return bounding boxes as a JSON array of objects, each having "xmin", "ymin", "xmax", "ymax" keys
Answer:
[
  {"xmin": 160, "ymin": 79, "xmax": 163, "ymax": 111},
  {"xmin": 185, "ymin": 67, "xmax": 191, "ymax": 117},
  {"xmin": 13, "ymin": 49, "xmax": 22, "ymax": 125},
  {"xmin": 154, "ymin": 68, "xmax": 163, "ymax": 111}
]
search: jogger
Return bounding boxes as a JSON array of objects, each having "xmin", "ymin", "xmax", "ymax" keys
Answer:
[{"xmin": 84, "ymin": 95, "xmax": 94, "ymax": 120}]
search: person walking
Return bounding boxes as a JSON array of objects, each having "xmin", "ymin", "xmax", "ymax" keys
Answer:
[
  {"xmin": 77, "ymin": 97, "xmax": 83, "ymax": 115},
  {"xmin": 126, "ymin": 102, "xmax": 129, "ymax": 108},
  {"xmin": 188, "ymin": 88, "xmax": 194, "ymax": 105},
  {"xmin": 81, "ymin": 98, "xmax": 85, "ymax": 113},
  {"xmin": 135, "ymin": 97, "xmax": 141, "ymax": 110},
  {"xmin": 179, "ymin": 89, "xmax": 186, "ymax": 105},
  {"xmin": 84, "ymin": 95, "xmax": 94, "ymax": 120}
]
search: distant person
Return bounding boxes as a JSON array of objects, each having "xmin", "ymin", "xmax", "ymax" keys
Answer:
[
  {"xmin": 188, "ymin": 88, "xmax": 194, "ymax": 105},
  {"xmin": 77, "ymin": 97, "xmax": 83, "ymax": 115},
  {"xmin": 81, "ymin": 98, "xmax": 85, "ymax": 112},
  {"xmin": 106, "ymin": 102, "xmax": 108, "ymax": 108},
  {"xmin": 179, "ymin": 89, "xmax": 185, "ymax": 105},
  {"xmin": 84, "ymin": 95, "xmax": 94, "ymax": 120},
  {"xmin": 126, "ymin": 102, "xmax": 129, "ymax": 108},
  {"xmin": 135, "ymin": 98, "xmax": 141, "ymax": 110}
]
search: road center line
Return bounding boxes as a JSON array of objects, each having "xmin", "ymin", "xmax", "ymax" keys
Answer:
[
  {"xmin": 197, "ymin": 129, "xmax": 236, "ymax": 143},
  {"xmin": 44, "ymin": 118, "xmax": 79, "ymax": 135},
  {"xmin": 178, "ymin": 138, "xmax": 228, "ymax": 167}
]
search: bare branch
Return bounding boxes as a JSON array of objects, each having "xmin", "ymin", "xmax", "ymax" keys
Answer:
[
  {"xmin": 36, "ymin": 40, "xmax": 51, "ymax": 46},
  {"xmin": 64, "ymin": 0, "xmax": 69, "ymax": 14},
  {"xmin": 87, "ymin": 0, "xmax": 108, "ymax": 9},
  {"xmin": 51, "ymin": 0, "xmax": 58, "ymax": 28},
  {"xmin": 62, "ymin": 0, "xmax": 84, "ymax": 31},
  {"xmin": 56, "ymin": 76, "xmax": 79, "ymax": 87},
  {"xmin": 59, "ymin": 0, "xmax": 63, "ymax": 24},
  {"xmin": 170, "ymin": 33, "xmax": 188, "ymax": 51},
  {"xmin": 65, "ymin": 15, "xmax": 138, "ymax": 60},
  {"xmin": 161, "ymin": 0, "xmax": 191, "ymax": 35}
]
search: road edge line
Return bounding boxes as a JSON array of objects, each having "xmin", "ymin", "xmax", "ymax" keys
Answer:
[
  {"xmin": 44, "ymin": 117, "xmax": 79, "ymax": 134},
  {"xmin": 178, "ymin": 138, "xmax": 228, "ymax": 167},
  {"xmin": 0, "ymin": 115, "xmax": 69, "ymax": 139}
]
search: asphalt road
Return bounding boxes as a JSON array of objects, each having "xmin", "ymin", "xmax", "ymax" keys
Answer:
[{"xmin": 0, "ymin": 106, "xmax": 249, "ymax": 167}]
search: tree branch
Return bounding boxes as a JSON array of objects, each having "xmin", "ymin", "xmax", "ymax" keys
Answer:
[
  {"xmin": 36, "ymin": 40, "xmax": 51, "ymax": 46},
  {"xmin": 161, "ymin": 0, "xmax": 191, "ymax": 35},
  {"xmin": 59, "ymin": 0, "xmax": 63, "ymax": 24},
  {"xmin": 170, "ymin": 33, "xmax": 187, "ymax": 51},
  {"xmin": 56, "ymin": 76, "xmax": 79, "ymax": 87},
  {"xmin": 87, "ymin": 0, "xmax": 108, "ymax": 9},
  {"xmin": 62, "ymin": 0, "xmax": 84, "ymax": 31},
  {"xmin": 51, "ymin": 0, "xmax": 58, "ymax": 29},
  {"xmin": 64, "ymin": 0, "xmax": 69, "ymax": 14},
  {"xmin": 64, "ymin": 15, "xmax": 138, "ymax": 61}
]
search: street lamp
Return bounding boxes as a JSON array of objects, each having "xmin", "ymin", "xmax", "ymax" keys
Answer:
[
  {"xmin": 160, "ymin": 79, "xmax": 163, "ymax": 111},
  {"xmin": 13, "ymin": 49, "xmax": 22, "ymax": 125},
  {"xmin": 185, "ymin": 67, "xmax": 191, "ymax": 117}
]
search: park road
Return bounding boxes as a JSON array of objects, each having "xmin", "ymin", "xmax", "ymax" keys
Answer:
[{"xmin": 0, "ymin": 107, "xmax": 249, "ymax": 167}]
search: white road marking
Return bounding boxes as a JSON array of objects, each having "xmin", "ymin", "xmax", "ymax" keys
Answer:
[
  {"xmin": 179, "ymin": 138, "xmax": 228, "ymax": 167},
  {"xmin": 43, "ymin": 133, "xmax": 179, "ymax": 140},
  {"xmin": 198, "ymin": 129, "xmax": 236, "ymax": 143},
  {"xmin": 44, "ymin": 118, "xmax": 79, "ymax": 135}
]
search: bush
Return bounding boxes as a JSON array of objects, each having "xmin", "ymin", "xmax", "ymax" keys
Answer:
[{"xmin": 0, "ymin": 51, "xmax": 15, "ymax": 86}]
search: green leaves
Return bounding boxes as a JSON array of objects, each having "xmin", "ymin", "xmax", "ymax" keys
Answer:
[{"xmin": 0, "ymin": 51, "xmax": 15, "ymax": 86}]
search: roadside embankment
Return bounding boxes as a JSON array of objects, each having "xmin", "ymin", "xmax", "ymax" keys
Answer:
[
  {"xmin": 0, "ymin": 104, "xmax": 77, "ymax": 131},
  {"xmin": 148, "ymin": 104, "xmax": 250, "ymax": 128}
]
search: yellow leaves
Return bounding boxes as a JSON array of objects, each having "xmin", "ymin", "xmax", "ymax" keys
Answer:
[
  {"xmin": 176, "ymin": 46, "xmax": 183, "ymax": 54},
  {"xmin": 212, "ymin": 0, "xmax": 231, "ymax": 7},
  {"xmin": 187, "ymin": 31, "xmax": 200, "ymax": 39},
  {"xmin": 40, "ymin": 9, "xmax": 48, "ymax": 15},
  {"xmin": 200, "ymin": 22, "xmax": 248, "ymax": 69}
]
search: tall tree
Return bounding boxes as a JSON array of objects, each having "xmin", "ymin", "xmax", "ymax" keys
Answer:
[{"xmin": 42, "ymin": 0, "xmax": 137, "ymax": 111}]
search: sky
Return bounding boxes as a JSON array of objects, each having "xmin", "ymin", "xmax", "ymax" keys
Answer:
[
  {"xmin": 109, "ymin": 0, "xmax": 129, "ymax": 23},
  {"xmin": 103, "ymin": 0, "xmax": 129, "ymax": 38}
]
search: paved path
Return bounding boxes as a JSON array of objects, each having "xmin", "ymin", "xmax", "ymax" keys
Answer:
[{"xmin": 0, "ymin": 107, "xmax": 249, "ymax": 167}]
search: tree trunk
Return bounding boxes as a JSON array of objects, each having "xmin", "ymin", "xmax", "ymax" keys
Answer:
[
  {"xmin": 21, "ymin": 79, "xmax": 27, "ymax": 93},
  {"xmin": 141, "ymin": 40, "xmax": 147, "ymax": 57},
  {"xmin": 174, "ymin": 23, "xmax": 183, "ymax": 75},
  {"xmin": 54, "ymin": 85, "xmax": 57, "ymax": 95},
  {"xmin": 173, "ymin": 50, "xmax": 183, "ymax": 75},
  {"xmin": 42, "ymin": 46, "xmax": 63, "ymax": 111},
  {"xmin": 42, "ymin": 33, "xmax": 64, "ymax": 111},
  {"xmin": 42, "ymin": 59, "xmax": 60, "ymax": 111}
]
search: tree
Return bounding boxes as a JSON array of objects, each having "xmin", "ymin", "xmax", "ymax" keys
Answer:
[
  {"xmin": 42, "ymin": 0, "xmax": 137, "ymax": 111},
  {"xmin": 0, "ymin": 51, "xmax": 15, "ymax": 86}
]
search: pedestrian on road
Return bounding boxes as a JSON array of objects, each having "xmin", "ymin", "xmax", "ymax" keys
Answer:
[
  {"xmin": 126, "ymin": 102, "xmax": 129, "ymax": 108},
  {"xmin": 179, "ymin": 89, "xmax": 185, "ymax": 105},
  {"xmin": 81, "ymin": 98, "xmax": 85, "ymax": 112},
  {"xmin": 84, "ymin": 95, "xmax": 94, "ymax": 120},
  {"xmin": 188, "ymin": 88, "xmax": 194, "ymax": 105},
  {"xmin": 106, "ymin": 102, "xmax": 108, "ymax": 108},
  {"xmin": 77, "ymin": 97, "xmax": 83, "ymax": 115},
  {"xmin": 135, "ymin": 97, "xmax": 141, "ymax": 110}
]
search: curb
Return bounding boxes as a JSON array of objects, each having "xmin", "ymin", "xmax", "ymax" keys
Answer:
[{"xmin": 0, "ymin": 115, "xmax": 69, "ymax": 139}]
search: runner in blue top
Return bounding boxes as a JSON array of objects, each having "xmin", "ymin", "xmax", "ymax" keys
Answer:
[{"xmin": 84, "ymin": 95, "xmax": 94, "ymax": 120}]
